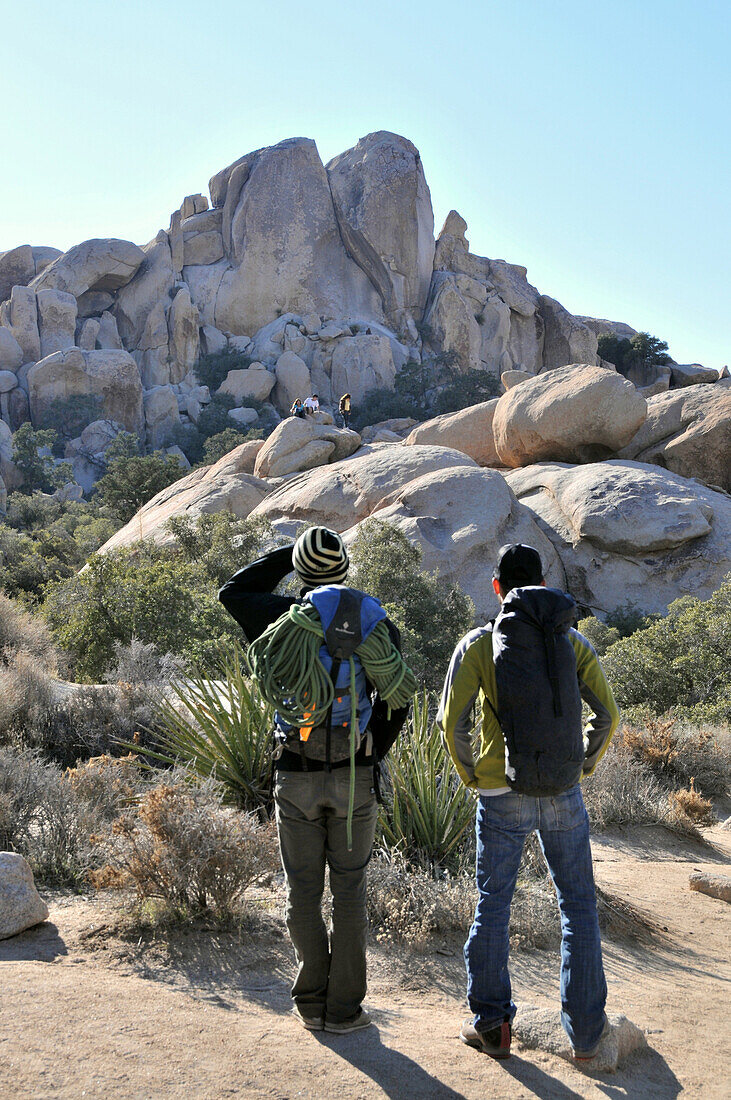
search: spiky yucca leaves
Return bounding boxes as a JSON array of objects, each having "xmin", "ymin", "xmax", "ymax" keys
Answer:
[
  {"xmin": 379, "ymin": 692, "xmax": 475, "ymax": 873},
  {"xmin": 144, "ymin": 644, "xmax": 273, "ymax": 812}
]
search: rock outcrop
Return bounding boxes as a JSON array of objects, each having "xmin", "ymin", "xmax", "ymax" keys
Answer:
[
  {"xmin": 253, "ymin": 416, "xmax": 361, "ymax": 478},
  {"xmin": 0, "ymin": 852, "xmax": 49, "ymax": 940},
  {"xmin": 28, "ymin": 348, "xmax": 144, "ymax": 434},
  {"xmin": 31, "ymin": 239, "xmax": 145, "ymax": 297},
  {"xmin": 403, "ymin": 400, "xmax": 501, "ymax": 466},
  {"xmin": 493, "ymin": 364, "xmax": 647, "ymax": 466},
  {"xmin": 619, "ymin": 384, "xmax": 731, "ymax": 492},
  {"xmin": 505, "ymin": 461, "xmax": 731, "ymax": 615}
]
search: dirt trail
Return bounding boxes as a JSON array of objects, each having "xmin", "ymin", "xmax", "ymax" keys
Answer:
[{"xmin": 1, "ymin": 825, "xmax": 729, "ymax": 1099}]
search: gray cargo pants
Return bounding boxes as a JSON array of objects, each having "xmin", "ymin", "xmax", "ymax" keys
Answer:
[{"xmin": 274, "ymin": 766, "xmax": 378, "ymax": 1024}]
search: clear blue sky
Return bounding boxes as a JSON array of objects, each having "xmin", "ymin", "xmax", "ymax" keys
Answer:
[{"xmin": 2, "ymin": 0, "xmax": 728, "ymax": 368}]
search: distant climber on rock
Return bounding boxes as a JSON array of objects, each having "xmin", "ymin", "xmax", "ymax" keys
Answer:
[
  {"xmin": 290, "ymin": 397, "xmax": 305, "ymax": 419},
  {"xmin": 439, "ymin": 543, "xmax": 619, "ymax": 1062},
  {"xmin": 218, "ymin": 527, "xmax": 415, "ymax": 1035},
  {"xmin": 338, "ymin": 392, "xmax": 351, "ymax": 428},
  {"xmin": 303, "ymin": 394, "xmax": 320, "ymax": 415}
]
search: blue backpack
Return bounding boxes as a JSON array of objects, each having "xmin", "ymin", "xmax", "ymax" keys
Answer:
[{"xmin": 276, "ymin": 585, "xmax": 387, "ymax": 764}]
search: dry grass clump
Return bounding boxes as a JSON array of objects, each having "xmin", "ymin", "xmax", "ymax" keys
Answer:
[
  {"xmin": 92, "ymin": 776, "xmax": 279, "ymax": 916},
  {"xmin": 668, "ymin": 780, "xmax": 715, "ymax": 827},
  {"xmin": 0, "ymin": 747, "xmax": 110, "ymax": 884},
  {"xmin": 583, "ymin": 740, "xmax": 671, "ymax": 830},
  {"xmin": 622, "ymin": 717, "xmax": 730, "ymax": 799},
  {"xmin": 0, "ymin": 592, "xmax": 59, "ymax": 671},
  {"xmin": 367, "ymin": 853, "xmax": 476, "ymax": 948}
]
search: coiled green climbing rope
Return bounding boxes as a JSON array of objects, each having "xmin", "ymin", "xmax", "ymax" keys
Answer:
[
  {"xmin": 247, "ymin": 602, "xmax": 416, "ymax": 728},
  {"xmin": 247, "ymin": 602, "xmax": 416, "ymax": 848}
]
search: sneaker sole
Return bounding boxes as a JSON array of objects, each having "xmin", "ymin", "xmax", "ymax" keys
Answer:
[
  {"xmin": 459, "ymin": 1033, "xmax": 511, "ymax": 1060},
  {"xmin": 324, "ymin": 1020, "xmax": 373, "ymax": 1034},
  {"xmin": 292, "ymin": 1012, "xmax": 324, "ymax": 1031}
]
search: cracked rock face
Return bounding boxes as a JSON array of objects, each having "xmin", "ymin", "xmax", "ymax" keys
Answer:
[{"xmin": 0, "ymin": 852, "xmax": 49, "ymax": 940}]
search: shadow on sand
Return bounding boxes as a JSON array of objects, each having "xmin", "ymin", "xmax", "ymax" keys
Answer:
[{"xmin": 0, "ymin": 921, "xmax": 68, "ymax": 962}]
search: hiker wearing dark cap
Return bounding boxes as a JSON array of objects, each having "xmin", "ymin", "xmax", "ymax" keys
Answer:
[
  {"xmin": 438, "ymin": 544, "xmax": 619, "ymax": 1062},
  {"xmin": 218, "ymin": 527, "xmax": 414, "ymax": 1034}
]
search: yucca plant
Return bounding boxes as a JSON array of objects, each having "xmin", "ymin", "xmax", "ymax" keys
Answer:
[
  {"xmin": 139, "ymin": 643, "xmax": 274, "ymax": 813},
  {"xmin": 378, "ymin": 691, "xmax": 475, "ymax": 874}
]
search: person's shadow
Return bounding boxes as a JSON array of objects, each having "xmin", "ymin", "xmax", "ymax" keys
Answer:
[
  {"xmin": 0, "ymin": 921, "xmax": 68, "ymax": 962},
  {"xmin": 314, "ymin": 1025, "xmax": 464, "ymax": 1099}
]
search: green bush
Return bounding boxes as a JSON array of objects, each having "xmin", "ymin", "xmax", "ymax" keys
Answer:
[
  {"xmin": 576, "ymin": 617, "xmax": 620, "ymax": 657},
  {"xmin": 597, "ymin": 331, "xmax": 672, "ymax": 377},
  {"xmin": 602, "ymin": 578, "xmax": 731, "ymax": 722},
  {"xmin": 43, "ymin": 513, "xmax": 275, "ymax": 680},
  {"xmin": 201, "ymin": 428, "xmax": 265, "ymax": 465},
  {"xmin": 348, "ymin": 518, "xmax": 474, "ymax": 691},
  {"xmin": 94, "ymin": 445, "xmax": 186, "ymax": 524},
  {"xmin": 11, "ymin": 423, "xmax": 72, "ymax": 494},
  {"xmin": 41, "ymin": 394, "xmax": 103, "ymax": 451}
]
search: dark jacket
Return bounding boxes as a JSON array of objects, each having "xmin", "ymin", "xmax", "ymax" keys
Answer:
[{"xmin": 218, "ymin": 546, "xmax": 407, "ymax": 771}]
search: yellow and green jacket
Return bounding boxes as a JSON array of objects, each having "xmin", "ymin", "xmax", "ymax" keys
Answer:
[{"xmin": 438, "ymin": 624, "xmax": 620, "ymax": 791}]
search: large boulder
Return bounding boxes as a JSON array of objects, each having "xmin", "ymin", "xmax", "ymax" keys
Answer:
[
  {"xmin": 404, "ymin": 400, "xmax": 501, "ymax": 466},
  {"xmin": 32, "ymin": 238, "xmax": 144, "ymax": 297},
  {"xmin": 1, "ymin": 285, "xmax": 40, "ymax": 362},
  {"xmin": 114, "ymin": 231, "xmax": 175, "ymax": 350},
  {"xmin": 0, "ymin": 328, "xmax": 23, "ymax": 371},
  {"xmin": 273, "ymin": 350, "xmax": 311, "ymax": 413},
  {"xmin": 326, "ymin": 131, "xmax": 434, "ymax": 324},
  {"xmin": 37, "ymin": 289, "xmax": 77, "ymax": 357},
  {"xmin": 422, "ymin": 272, "xmax": 482, "ymax": 372},
  {"xmin": 28, "ymin": 348, "xmax": 144, "ymax": 434},
  {"xmin": 504, "ymin": 461, "xmax": 731, "ymax": 615},
  {"xmin": 0, "ymin": 245, "xmax": 35, "ymax": 303},
  {"xmin": 539, "ymin": 296, "xmax": 599, "ymax": 370},
  {"xmin": 143, "ymin": 386, "xmax": 179, "ymax": 448},
  {"xmin": 0, "ymin": 852, "xmax": 48, "ymax": 940},
  {"xmin": 97, "ymin": 441, "xmax": 269, "ymax": 551},
  {"xmin": 493, "ymin": 364, "xmax": 647, "ymax": 467},
  {"xmin": 670, "ymin": 363, "xmax": 720, "ymax": 388},
  {"xmin": 253, "ymin": 417, "xmax": 361, "ymax": 478},
  {"xmin": 252, "ymin": 444, "xmax": 474, "ymax": 530},
  {"xmin": 577, "ymin": 316, "xmax": 638, "ymax": 342},
  {"xmin": 209, "ymin": 138, "xmax": 382, "ymax": 335},
  {"xmin": 219, "ymin": 363, "xmax": 276, "ymax": 404},
  {"xmin": 618, "ymin": 384, "xmax": 731, "ymax": 492},
  {"xmin": 167, "ymin": 286, "xmax": 200, "ymax": 383},
  {"xmin": 329, "ymin": 334, "xmax": 397, "ymax": 406},
  {"xmin": 354, "ymin": 464, "xmax": 563, "ymax": 620}
]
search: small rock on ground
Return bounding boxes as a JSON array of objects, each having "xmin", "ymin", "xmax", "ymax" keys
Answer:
[
  {"xmin": 0, "ymin": 852, "xmax": 49, "ymax": 940},
  {"xmin": 513, "ymin": 1004, "xmax": 648, "ymax": 1073},
  {"xmin": 689, "ymin": 871, "xmax": 731, "ymax": 902}
]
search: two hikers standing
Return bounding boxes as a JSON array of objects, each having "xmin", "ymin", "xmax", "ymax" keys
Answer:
[{"xmin": 220, "ymin": 533, "xmax": 619, "ymax": 1061}]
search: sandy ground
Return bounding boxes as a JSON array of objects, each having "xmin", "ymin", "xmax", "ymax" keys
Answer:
[{"xmin": 1, "ymin": 823, "xmax": 729, "ymax": 1100}]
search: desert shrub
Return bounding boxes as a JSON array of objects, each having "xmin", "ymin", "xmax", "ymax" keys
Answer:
[
  {"xmin": 348, "ymin": 519, "xmax": 474, "ymax": 692},
  {"xmin": 367, "ymin": 853, "xmax": 476, "ymax": 947},
  {"xmin": 668, "ymin": 781, "xmax": 715, "ymax": 826},
  {"xmin": 349, "ymin": 387, "xmax": 417, "ymax": 432},
  {"xmin": 621, "ymin": 717, "xmax": 730, "ymax": 799},
  {"xmin": 0, "ymin": 748, "xmax": 108, "ymax": 884},
  {"xmin": 602, "ymin": 579, "xmax": 731, "ymax": 722},
  {"xmin": 200, "ymin": 427, "xmax": 266, "ymax": 465},
  {"xmin": 94, "ymin": 775, "xmax": 278, "ymax": 914},
  {"xmin": 597, "ymin": 331, "xmax": 671, "ymax": 376},
  {"xmin": 576, "ymin": 617, "xmax": 620, "ymax": 657},
  {"xmin": 582, "ymin": 738, "xmax": 671, "ymax": 829},
  {"xmin": 166, "ymin": 512, "xmax": 279, "ymax": 587},
  {"xmin": 378, "ymin": 693, "xmax": 475, "ymax": 873},
  {"xmin": 430, "ymin": 368, "xmax": 501, "ymax": 415},
  {"xmin": 193, "ymin": 349, "xmax": 252, "ymax": 392},
  {"xmin": 0, "ymin": 592, "xmax": 59, "ymax": 668},
  {"xmin": 103, "ymin": 638, "xmax": 185, "ymax": 685},
  {"xmin": 94, "ymin": 446, "xmax": 187, "ymax": 523},
  {"xmin": 65, "ymin": 753, "xmax": 148, "ymax": 822},
  {"xmin": 42, "ymin": 394, "xmax": 103, "ymax": 450},
  {"xmin": 11, "ymin": 423, "xmax": 72, "ymax": 493},
  {"xmin": 144, "ymin": 643, "xmax": 273, "ymax": 812}
]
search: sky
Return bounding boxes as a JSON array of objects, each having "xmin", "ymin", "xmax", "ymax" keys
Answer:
[{"xmin": 1, "ymin": 0, "xmax": 728, "ymax": 368}]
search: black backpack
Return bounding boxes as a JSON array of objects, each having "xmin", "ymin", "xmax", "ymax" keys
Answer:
[{"xmin": 487, "ymin": 587, "xmax": 585, "ymax": 796}]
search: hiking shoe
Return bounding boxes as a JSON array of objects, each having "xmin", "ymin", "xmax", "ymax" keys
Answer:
[
  {"xmin": 572, "ymin": 1017, "xmax": 611, "ymax": 1060},
  {"xmin": 324, "ymin": 1009, "xmax": 372, "ymax": 1034},
  {"xmin": 460, "ymin": 1018, "xmax": 512, "ymax": 1060},
  {"xmin": 292, "ymin": 1005, "xmax": 324, "ymax": 1031}
]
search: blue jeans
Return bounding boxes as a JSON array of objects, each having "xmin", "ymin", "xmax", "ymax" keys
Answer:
[{"xmin": 466, "ymin": 785, "xmax": 607, "ymax": 1051}]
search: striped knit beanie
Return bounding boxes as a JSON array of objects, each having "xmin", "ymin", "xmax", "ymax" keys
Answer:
[{"xmin": 292, "ymin": 527, "xmax": 349, "ymax": 587}]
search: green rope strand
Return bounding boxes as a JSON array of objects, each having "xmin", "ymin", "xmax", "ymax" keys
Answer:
[{"xmin": 247, "ymin": 602, "xmax": 417, "ymax": 850}]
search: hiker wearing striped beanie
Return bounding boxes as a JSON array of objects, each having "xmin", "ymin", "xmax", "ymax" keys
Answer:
[{"xmin": 219, "ymin": 527, "xmax": 413, "ymax": 1036}]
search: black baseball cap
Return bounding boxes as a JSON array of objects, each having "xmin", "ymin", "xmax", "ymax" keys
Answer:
[{"xmin": 494, "ymin": 543, "xmax": 543, "ymax": 587}]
